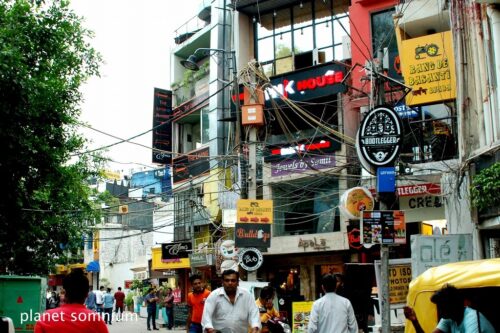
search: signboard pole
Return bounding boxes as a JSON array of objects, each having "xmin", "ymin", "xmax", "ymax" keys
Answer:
[{"xmin": 377, "ymin": 48, "xmax": 390, "ymax": 333}]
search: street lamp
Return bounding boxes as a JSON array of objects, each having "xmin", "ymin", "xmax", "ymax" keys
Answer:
[{"xmin": 180, "ymin": 48, "xmax": 244, "ymax": 197}]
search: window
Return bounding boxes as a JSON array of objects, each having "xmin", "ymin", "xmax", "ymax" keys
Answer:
[
  {"xmin": 173, "ymin": 188, "xmax": 208, "ymax": 241},
  {"xmin": 255, "ymin": 0, "xmax": 349, "ymax": 76},
  {"xmin": 399, "ymin": 102, "xmax": 457, "ymax": 164},
  {"xmin": 175, "ymin": 106, "xmax": 210, "ymax": 154},
  {"xmin": 273, "ymin": 179, "xmax": 340, "ymax": 236}
]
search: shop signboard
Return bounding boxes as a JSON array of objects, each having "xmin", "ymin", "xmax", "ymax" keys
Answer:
[
  {"xmin": 291, "ymin": 301, "xmax": 314, "ymax": 333},
  {"xmin": 172, "ymin": 146, "xmax": 210, "ymax": 184},
  {"xmin": 222, "ymin": 209, "xmax": 237, "ymax": 227},
  {"xmin": 235, "ymin": 223, "xmax": 271, "ymax": 248},
  {"xmin": 270, "ymin": 155, "xmax": 336, "ymax": 177},
  {"xmin": 374, "ymin": 258, "xmax": 412, "ymax": 309},
  {"xmin": 237, "ymin": 199, "xmax": 273, "ymax": 224},
  {"xmin": 189, "ymin": 253, "xmax": 214, "ymax": 268},
  {"xmin": 152, "ymin": 88, "xmax": 173, "ymax": 164},
  {"xmin": 264, "ymin": 62, "xmax": 346, "ymax": 105},
  {"xmin": 238, "ymin": 248, "xmax": 264, "ymax": 271},
  {"xmin": 161, "ymin": 241, "xmax": 192, "ymax": 261},
  {"xmin": 264, "ymin": 137, "xmax": 341, "ymax": 162},
  {"xmin": 358, "ymin": 106, "xmax": 403, "ymax": 168},
  {"xmin": 361, "ymin": 210, "xmax": 406, "ymax": 245},
  {"xmin": 410, "ymin": 234, "xmax": 473, "ymax": 279},
  {"xmin": 401, "ymin": 31, "xmax": 456, "ymax": 106}
]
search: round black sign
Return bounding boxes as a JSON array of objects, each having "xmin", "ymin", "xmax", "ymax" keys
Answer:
[
  {"xmin": 238, "ymin": 248, "xmax": 263, "ymax": 271},
  {"xmin": 358, "ymin": 106, "xmax": 403, "ymax": 167}
]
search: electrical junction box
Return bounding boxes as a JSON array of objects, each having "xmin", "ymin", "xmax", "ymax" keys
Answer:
[{"xmin": 242, "ymin": 104, "xmax": 264, "ymax": 126}]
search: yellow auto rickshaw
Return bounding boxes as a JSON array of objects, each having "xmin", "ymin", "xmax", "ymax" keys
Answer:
[{"xmin": 405, "ymin": 258, "xmax": 500, "ymax": 333}]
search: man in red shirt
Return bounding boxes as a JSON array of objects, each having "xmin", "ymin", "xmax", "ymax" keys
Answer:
[
  {"xmin": 114, "ymin": 287, "xmax": 126, "ymax": 322},
  {"xmin": 187, "ymin": 274, "xmax": 211, "ymax": 333},
  {"xmin": 35, "ymin": 269, "xmax": 108, "ymax": 333}
]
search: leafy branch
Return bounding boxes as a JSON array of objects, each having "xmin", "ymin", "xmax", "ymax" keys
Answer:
[{"xmin": 470, "ymin": 162, "xmax": 500, "ymax": 211}]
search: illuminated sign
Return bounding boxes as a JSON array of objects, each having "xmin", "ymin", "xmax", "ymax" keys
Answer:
[
  {"xmin": 172, "ymin": 146, "xmax": 210, "ymax": 184},
  {"xmin": 401, "ymin": 31, "xmax": 456, "ymax": 106},
  {"xmin": 264, "ymin": 63, "xmax": 346, "ymax": 104},
  {"xmin": 152, "ymin": 88, "xmax": 173, "ymax": 164},
  {"xmin": 264, "ymin": 137, "xmax": 341, "ymax": 162}
]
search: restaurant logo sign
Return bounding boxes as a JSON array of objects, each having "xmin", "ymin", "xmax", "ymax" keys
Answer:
[
  {"xmin": 161, "ymin": 241, "xmax": 192, "ymax": 262},
  {"xmin": 358, "ymin": 107, "xmax": 403, "ymax": 168},
  {"xmin": 238, "ymin": 248, "xmax": 263, "ymax": 271},
  {"xmin": 401, "ymin": 31, "xmax": 456, "ymax": 106}
]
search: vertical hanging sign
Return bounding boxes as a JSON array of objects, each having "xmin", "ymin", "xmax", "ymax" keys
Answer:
[{"xmin": 152, "ymin": 88, "xmax": 173, "ymax": 164}]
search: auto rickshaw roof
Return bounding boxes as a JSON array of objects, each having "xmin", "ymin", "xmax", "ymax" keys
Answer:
[{"xmin": 405, "ymin": 258, "xmax": 500, "ymax": 333}]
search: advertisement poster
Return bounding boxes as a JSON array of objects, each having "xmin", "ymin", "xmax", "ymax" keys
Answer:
[
  {"xmin": 374, "ymin": 258, "xmax": 412, "ymax": 309},
  {"xmin": 292, "ymin": 301, "xmax": 313, "ymax": 333},
  {"xmin": 361, "ymin": 210, "xmax": 406, "ymax": 245}
]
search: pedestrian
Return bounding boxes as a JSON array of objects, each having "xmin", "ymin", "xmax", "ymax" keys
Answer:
[
  {"xmin": 201, "ymin": 269, "xmax": 260, "ymax": 333},
  {"xmin": 144, "ymin": 287, "xmax": 160, "ymax": 331},
  {"xmin": 404, "ymin": 284, "xmax": 496, "ymax": 333},
  {"xmin": 95, "ymin": 286, "xmax": 105, "ymax": 316},
  {"xmin": 58, "ymin": 289, "xmax": 67, "ymax": 306},
  {"xmin": 114, "ymin": 287, "xmax": 125, "ymax": 322},
  {"xmin": 256, "ymin": 286, "xmax": 281, "ymax": 333},
  {"xmin": 187, "ymin": 274, "xmax": 211, "ymax": 333},
  {"xmin": 85, "ymin": 286, "xmax": 97, "ymax": 311},
  {"xmin": 46, "ymin": 292, "xmax": 59, "ymax": 309},
  {"xmin": 163, "ymin": 287, "xmax": 174, "ymax": 330},
  {"xmin": 103, "ymin": 288, "xmax": 114, "ymax": 325},
  {"xmin": 34, "ymin": 268, "xmax": 108, "ymax": 333},
  {"xmin": 307, "ymin": 274, "xmax": 358, "ymax": 333}
]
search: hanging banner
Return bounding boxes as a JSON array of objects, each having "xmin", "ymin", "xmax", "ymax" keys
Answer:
[
  {"xmin": 401, "ymin": 31, "xmax": 456, "ymax": 106},
  {"xmin": 152, "ymin": 88, "xmax": 173, "ymax": 164}
]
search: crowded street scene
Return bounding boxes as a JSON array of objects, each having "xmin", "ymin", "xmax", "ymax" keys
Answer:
[{"xmin": 1, "ymin": 0, "xmax": 499, "ymax": 333}]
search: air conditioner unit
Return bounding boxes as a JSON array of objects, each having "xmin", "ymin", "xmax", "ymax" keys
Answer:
[{"xmin": 119, "ymin": 205, "xmax": 129, "ymax": 214}]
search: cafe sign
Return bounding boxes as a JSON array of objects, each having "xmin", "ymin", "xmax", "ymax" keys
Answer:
[
  {"xmin": 401, "ymin": 31, "xmax": 456, "ymax": 106},
  {"xmin": 238, "ymin": 248, "xmax": 264, "ymax": 271},
  {"xmin": 161, "ymin": 241, "xmax": 192, "ymax": 262}
]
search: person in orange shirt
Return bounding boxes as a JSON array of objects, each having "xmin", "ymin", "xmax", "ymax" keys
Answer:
[
  {"xmin": 186, "ymin": 274, "xmax": 211, "ymax": 333},
  {"xmin": 256, "ymin": 286, "xmax": 281, "ymax": 333}
]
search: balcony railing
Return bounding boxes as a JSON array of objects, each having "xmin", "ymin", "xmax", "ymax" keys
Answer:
[{"xmin": 174, "ymin": 13, "xmax": 210, "ymax": 45}]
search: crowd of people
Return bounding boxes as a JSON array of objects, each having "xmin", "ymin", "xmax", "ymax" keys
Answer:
[{"xmin": 36, "ymin": 268, "xmax": 496, "ymax": 333}]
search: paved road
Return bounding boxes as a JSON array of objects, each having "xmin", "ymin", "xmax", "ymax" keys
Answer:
[{"xmin": 107, "ymin": 312, "xmax": 185, "ymax": 333}]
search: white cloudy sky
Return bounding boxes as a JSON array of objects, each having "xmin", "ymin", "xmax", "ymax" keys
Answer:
[{"xmin": 71, "ymin": 0, "xmax": 201, "ymax": 173}]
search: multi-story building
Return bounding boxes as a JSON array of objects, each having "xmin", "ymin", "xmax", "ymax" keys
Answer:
[{"xmin": 163, "ymin": 0, "xmax": 499, "ymax": 317}]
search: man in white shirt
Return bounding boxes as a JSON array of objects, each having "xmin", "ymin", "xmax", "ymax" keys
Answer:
[
  {"xmin": 201, "ymin": 269, "xmax": 260, "ymax": 333},
  {"xmin": 95, "ymin": 286, "xmax": 105, "ymax": 315},
  {"xmin": 307, "ymin": 274, "xmax": 358, "ymax": 333}
]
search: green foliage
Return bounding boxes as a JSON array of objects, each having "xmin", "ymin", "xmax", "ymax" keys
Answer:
[
  {"xmin": 0, "ymin": 0, "xmax": 103, "ymax": 274},
  {"xmin": 130, "ymin": 279, "xmax": 144, "ymax": 291},
  {"xmin": 470, "ymin": 162, "xmax": 500, "ymax": 211},
  {"xmin": 125, "ymin": 292, "xmax": 134, "ymax": 307}
]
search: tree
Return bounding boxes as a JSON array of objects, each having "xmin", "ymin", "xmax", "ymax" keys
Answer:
[{"xmin": 0, "ymin": 0, "xmax": 104, "ymax": 274}]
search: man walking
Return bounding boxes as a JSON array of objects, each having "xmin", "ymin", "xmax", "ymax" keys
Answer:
[
  {"xmin": 201, "ymin": 269, "xmax": 260, "ymax": 333},
  {"xmin": 114, "ymin": 287, "xmax": 125, "ymax": 322},
  {"xmin": 187, "ymin": 274, "xmax": 211, "ymax": 333},
  {"xmin": 95, "ymin": 286, "xmax": 105, "ymax": 316},
  {"xmin": 307, "ymin": 274, "xmax": 358, "ymax": 333},
  {"xmin": 103, "ymin": 288, "xmax": 114, "ymax": 325}
]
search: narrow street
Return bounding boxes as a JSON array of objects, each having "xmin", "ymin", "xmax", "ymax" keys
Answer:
[{"xmin": 107, "ymin": 312, "xmax": 185, "ymax": 333}]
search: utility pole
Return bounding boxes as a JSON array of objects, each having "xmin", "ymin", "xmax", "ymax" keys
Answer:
[{"xmin": 376, "ymin": 48, "xmax": 390, "ymax": 333}]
